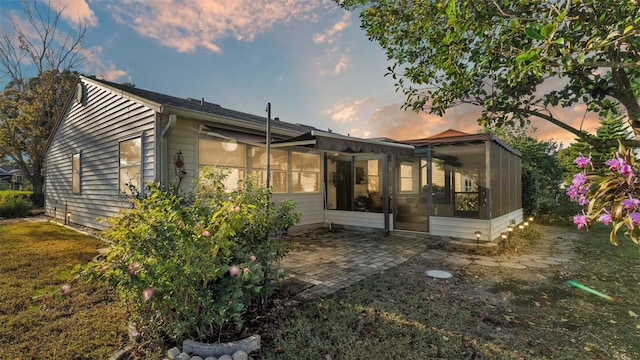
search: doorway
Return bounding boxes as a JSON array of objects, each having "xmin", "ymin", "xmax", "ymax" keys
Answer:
[{"xmin": 335, "ymin": 160, "xmax": 353, "ymax": 210}]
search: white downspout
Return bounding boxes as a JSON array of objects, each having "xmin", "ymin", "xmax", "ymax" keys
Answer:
[{"xmin": 160, "ymin": 114, "xmax": 177, "ymax": 186}]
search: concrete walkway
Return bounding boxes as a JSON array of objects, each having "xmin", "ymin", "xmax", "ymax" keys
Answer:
[{"xmin": 280, "ymin": 226, "xmax": 576, "ymax": 299}]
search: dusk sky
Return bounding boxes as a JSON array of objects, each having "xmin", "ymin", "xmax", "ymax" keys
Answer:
[{"xmin": 0, "ymin": 0, "xmax": 601, "ymax": 146}]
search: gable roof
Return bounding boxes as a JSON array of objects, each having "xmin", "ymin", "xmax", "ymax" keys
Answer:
[{"xmin": 84, "ymin": 76, "xmax": 317, "ymax": 135}]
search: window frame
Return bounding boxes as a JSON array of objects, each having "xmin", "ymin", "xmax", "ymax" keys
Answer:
[
  {"xmin": 291, "ymin": 151, "xmax": 321, "ymax": 193},
  {"xmin": 251, "ymin": 147, "xmax": 289, "ymax": 193},
  {"xmin": 198, "ymin": 137, "xmax": 247, "ymax": 191},
  {"xmin": 72, "ymin": 152, "xmax": 81, "ymax": 194},
  {"xmin": 119, "ymin": 137, "xmax": 142, "ymax": 194}
]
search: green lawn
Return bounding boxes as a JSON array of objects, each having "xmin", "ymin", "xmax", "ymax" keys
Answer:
[
  {"xmin": 0, "ymin": 221, "xmax": 127, "ymax": 359},
  {"xmin": 2, "ymin": 220, "xmax": 639, "ymax": 359}
]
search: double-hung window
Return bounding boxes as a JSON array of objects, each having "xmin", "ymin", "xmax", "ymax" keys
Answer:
[{"xmin": 119, "ymin": 138, "xmax": 142, "ymax": 194}]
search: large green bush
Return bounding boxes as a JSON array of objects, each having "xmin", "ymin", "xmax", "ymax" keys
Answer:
[
  {"xmin": 0, "ymin": 194, "xmax": 34, "ymax": 218},
  {"xmin": 84, "ymin": 168, "xmax": 301, "ymax": 343}
]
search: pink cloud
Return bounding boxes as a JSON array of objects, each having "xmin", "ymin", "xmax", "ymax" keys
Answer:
[
  {"xmin": 330, "ymin": 95, "xmax": 604, "ymax": 148},
  {"xmin": 313, "ymin": 11, "xmax": 351, "ymax": 44},
  {"xmin": 49, "ymin": 0, "xmax": 98, "ymax": 27},
  {"xmin": 107, "ymin": 0, "xmax": 331, "ymax": 53}
]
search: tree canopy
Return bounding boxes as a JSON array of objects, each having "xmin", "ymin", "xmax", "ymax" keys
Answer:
[
  {"xmin": 0, "ymin": 0, "xmax": 88, "ymax": 195},
  {"xmin": 339, "ymin": 0, "xmax": 640, "ymax": 149}
]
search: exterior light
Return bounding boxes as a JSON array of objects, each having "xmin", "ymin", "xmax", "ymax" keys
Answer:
[
  {"xmin": 519, "ymin": 224, "xmax": 524, "ymax": 230},
  {"xmin": 524, "ymin": 221, "xmax": 529, "ymax": 226},
  {"xmin": 474, "ymin": 230, "xmax": 482, "ymax": 244},
  {"xmin": 501, "ymin": 232, "xmax": 508, "ymax": 240},
  {"xmin": 507, "ymin": 225, "xmax": 514, "ymax": 232},
  {"xmin": 529, "ymin": 216, "xmax": 534, "ymax": 222}
]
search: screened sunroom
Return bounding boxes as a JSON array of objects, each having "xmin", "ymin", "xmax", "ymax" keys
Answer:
[{"xmin": 396, "ymin": 130, "xmax": 523, "ymax": 241}]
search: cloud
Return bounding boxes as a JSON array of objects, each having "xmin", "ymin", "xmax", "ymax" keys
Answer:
[
  {"xmin": 326, "ymin": 98, "xmax": 370, "ymax": 123},
  {"xmin": 2, "ymin": 9, "xmax": 120, "ymax": 81},
  {"xmin": 48, "ymin": 0, "xmax": 98, "ymax": 27},
  {"xmin": 340, "ymin": 95, "xmax": 602, "ymax": 148},
  {"xmin": 333, "ymin": 54, "xmax": 348, "ymax": 74},
  {"xmin": 327, "ymin": 96, "xmax": 483, "ymax": 140},
  {"xmin": 313, "ymin": 11, "xmax": 351, "ymax": 44},
  {"xmin": 106, "ymin": 0, "xmax": 331, "ymax": 54},
  {"xmin": 81, "ymin": 45, "xmax": 129, "ymax": 82}
]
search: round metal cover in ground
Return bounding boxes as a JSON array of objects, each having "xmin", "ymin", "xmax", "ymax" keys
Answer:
[{"xmin": 425, "ymin": 270, "xmax": 453, "ymax": 279}]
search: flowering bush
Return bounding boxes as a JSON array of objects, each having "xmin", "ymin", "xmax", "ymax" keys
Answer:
[
  {"xmin": 567, "ymin": 141, "xmax": 640, "ymax": 245},
  {"xmin": 81, "ymin": 167, "xmax": 301, "ymax": 343}
]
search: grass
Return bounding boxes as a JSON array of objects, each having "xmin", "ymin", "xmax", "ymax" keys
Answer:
[
  {"xmin": 252, "ymin": 223, "xmax": 640, "ymax": 359},
  {"xmin": 3, "ymin": 220, "xmax": 640, "ymax": 359},
  {"xmin": 0, "ymin": 221, "xmax": 127, "ymax": 359}
]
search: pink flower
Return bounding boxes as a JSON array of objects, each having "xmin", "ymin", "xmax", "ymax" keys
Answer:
[
  {"xmin": 578, "ymin": 196, "xmax": 590, "ymax": 206},
  {"xmin": 605, "ymin": 157, "xmax": 624, "ymax": 171},
  {"xmin": 60, "ymin": 284, "xmax": 71, "ymax": 295},
  {"xmin": 621, "ymin": 196, "xmax": 640, "ymax": 211},
  {"xmin": 229, "ymin": 266, "xmax": 240, "ymax": 276},
  {"xmin": 574, "ymin": 153, "xmax": 592, "ymax": 168},
  {"xmin": 142, "ymin": 287, "xmax": 154, "ymax": 300},
  {"xmin": 233, "ymin": 205, "xmax": 241, "ymax": 213},
  {"xmin": 598, "ymin": 209, "xmax": 612, "ymax": 225},
  {"xmin": 566, "ymin": 186, "xmax": 579, "ymax": 200},
  {"xmin": 244, "ymin": 267, "xmax": 250, "ymax": 274},
  {"xmin": 201, "ymin": 229, "xmax": 211, "ymax": 237},
  {"xmin": 250, "ymin": 255, "xmax": 256, "ymax": 262},
  {"xmin": 128, "ymin": 262, "xmax": 141, "ymax": 275},
  {"xmin": 572, "ymin": 172, "xmax": 587, "ymax": 187},
  {"xmin": 620, "ymin": 164, "xmax": 634, "ymax": 177},
  {"xmin": 629, "ymin": 212, "xmax": 640, "ymax": 226},
  {"xmin": 573, "ymin": 213, "xmax": 588, "ymax": 229}
]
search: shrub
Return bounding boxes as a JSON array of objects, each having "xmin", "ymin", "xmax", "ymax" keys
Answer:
[
  {"xmin": 82, "ymin": 168, "xmax": 301, "ymax": 343},
  {"xmin": 0, "ymin": 194, "xmax": 34, "ymax": 218}
]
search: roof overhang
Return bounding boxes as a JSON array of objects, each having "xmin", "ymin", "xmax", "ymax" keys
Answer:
[
  {"xmin": 199, "ymin": 124, "xmax": 269, "ymax": 146},
  {"xmin": 272, "ymin": 130, "xmax": 415, "ymax": 156}
]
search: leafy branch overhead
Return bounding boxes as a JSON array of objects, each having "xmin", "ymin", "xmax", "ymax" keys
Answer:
[{"xmin": 339, "ymin": 0, "xmax": 640, "ymax": 148}]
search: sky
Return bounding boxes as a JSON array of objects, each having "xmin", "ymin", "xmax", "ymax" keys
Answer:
[{"xmin": 0, "ymin": 0, "xmax": 601, "ymax": 147}]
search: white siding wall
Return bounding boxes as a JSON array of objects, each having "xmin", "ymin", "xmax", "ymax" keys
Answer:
[
  {"xmin": 326, "ymin": 210, "xmax": 391, "ymax": 230},
  {"xmin": 273, "ymin": 193, "xmax": 325, "ymax": 227},
  {"xmin": 430, "ymin": 208, "xmax": 523, "ymax": 242},
  {"xmin": 166, "ymin": 118, "xmax": 198, "ymax": 187},
  {"xmin": 45, "ymin": 80, "xmax": 156, "ymax": 229},
  {"xmin": 165, "ymin": 119, "xmax": 326, "ymax": 229}
]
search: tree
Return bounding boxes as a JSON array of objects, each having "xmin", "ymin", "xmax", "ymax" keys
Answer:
[
  {"xmin": 0, "ymin": 70, "xmax": 77, "ymax": 196},
  {"xmin": 558, "ymin": 111, "xmax": 632, "ymax": 181},
  {"xmin": 0, "ymin": 0, "xmax": 89, "ymax": 196},
  {"xmin": 339, "ymin": 0, "xmax": 640, "ymax": 149}
]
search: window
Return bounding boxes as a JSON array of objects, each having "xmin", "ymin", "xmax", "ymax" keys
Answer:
[
  {"xmin": 72, "ymin": 153, "xmax": 80, "ymax": 194},
  {"xmin": 292, "ymin": 151, "xmax": 320, "ymax": 193},
  {"xmin": 251, "ymin": 148, "xmax": 288, "ymax": 193},
  {"xmin": 399, "ymin": 163, "xmax": 413, "ymax": 191},
  {"xmin": 464, "ymin": 178, "xmax": 474, "ymax": 192},
  {"xmin": 119, "ymin": 138, "xmax": 142, "ymax": 194},
  {"xmin": 199, "ymin": 138, "xmax": 246, "ymax": 190},
  {"xmin": 367, "ymin": 159, "xmax": 379, "ymax": 192}
]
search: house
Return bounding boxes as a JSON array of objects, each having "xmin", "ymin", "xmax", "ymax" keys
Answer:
[
  {"xmin": 44, "ymin": 76, "xmax": 522, "ymax": 241},
  {"xmin": 0, "ymin": 164, "xmax": 30, "ymax": 190}
]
